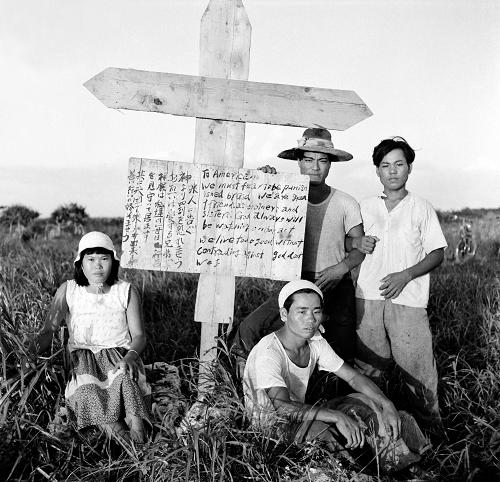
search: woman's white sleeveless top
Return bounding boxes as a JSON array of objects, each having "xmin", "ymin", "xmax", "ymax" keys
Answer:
[{"xmin": 65, "ymin": 279, "xmax": 132, "ymax": 353}]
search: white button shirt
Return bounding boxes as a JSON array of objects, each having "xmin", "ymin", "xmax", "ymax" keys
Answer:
[{"xmin": 355, "ymin": 192, "xmax": 447, "ymax": 308}]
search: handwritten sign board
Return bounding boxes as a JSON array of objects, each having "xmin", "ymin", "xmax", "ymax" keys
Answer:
[{"xmin": 121, "ymin": 158, "xmax": 309, "ymax": 281}]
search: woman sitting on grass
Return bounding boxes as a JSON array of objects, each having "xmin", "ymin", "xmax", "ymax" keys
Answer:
[{"xmin": 33, "ymin": 231, "xmax": 151, "ymax": 443}]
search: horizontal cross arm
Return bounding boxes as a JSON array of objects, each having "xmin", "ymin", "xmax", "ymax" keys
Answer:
[{"xmin": 84, "ymin": 67, "xmax": 372, "ymax": 131}]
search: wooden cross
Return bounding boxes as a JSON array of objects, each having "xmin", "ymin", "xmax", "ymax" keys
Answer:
[{"xmin": 84, "ymin": 0, "xmax": 372, "ymax": 385}]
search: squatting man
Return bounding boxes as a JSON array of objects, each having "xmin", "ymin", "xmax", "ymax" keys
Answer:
[{"xmin": 243, "ymin": 280, "xmax": 430, "ymax": 476}]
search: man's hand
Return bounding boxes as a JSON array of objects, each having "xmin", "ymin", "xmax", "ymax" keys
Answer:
[
  {"xmin": 352, "ymin": 235, "xmax": 379, "ymax": 254},
  {"xmin": 379, "ymin": 271, "xmax": 412, "ymax": 299},
  {"xmin": 113, "ymin": 353, "xmax": 139, "ymax": 382},
  {"xmin": 334, "ymin": 411, "xmax": 365, "ymax": 449},
  {"xmin": 381, "ymin": 403, "xmax": 401, "ymax": 440},
  {"xmin": 257, "ymin": 165, "xmax": 277, "ymax": 174},
  {"xmin": 316, "ymin": 262, "xmax": 349, "ymax": 292}
]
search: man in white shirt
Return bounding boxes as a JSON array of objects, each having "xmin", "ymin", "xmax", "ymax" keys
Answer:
[
  {"xmin": 243, "ymin": 280, "xmax": 429, "ymax": 476},
  {"xmin": 351, "ymin": 137, "xmax": 447, "ymax": 443}
]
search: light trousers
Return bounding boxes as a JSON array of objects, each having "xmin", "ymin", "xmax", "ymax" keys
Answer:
[{"xmin": 355, "ymin": 298, "xmax": 443, "ymax": 435}]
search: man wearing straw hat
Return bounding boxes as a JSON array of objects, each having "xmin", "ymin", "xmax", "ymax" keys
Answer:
[{"xmin": 232, "ymin": 128, "xmax": 365, "ymax": 387}]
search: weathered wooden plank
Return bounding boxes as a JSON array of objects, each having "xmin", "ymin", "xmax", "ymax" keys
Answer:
[
  {"xmin": 121, "ymin": 159, "xmax": 151, "ymax": 268},
  {"xmin": 230, "ymin": 167, "xmax": 253, "ymax": 277},
  {"xmin": 135, "ymin": 158, "xmax": 164, "ymax": 270},
  {"xmin": 194, "ymin": 0, "xmax": 251, "ymax": 376},
  {"xmin": 84, "ymin": 68, "xmax": 372, "ymax": 131},
  {"xmin": 161, "ymin": 162, "xmax": 200, "ymax": 273},
  {"xmin": 121, "ymin": 158, "xmax": 143, "ymax": 268},
  {"xmin": 271, "ymin": 172, "xmax": 309, "ymax": 280},
  {"xmin": 194, "ymin": 0, "xmax": 250, "ymax": 166},
  {"xmin": 245, "ymin": 169, "xmax": 275, "ymax": 278},
  {"xmin": 195, "ymin": 273, "xmax": 235, "ymax": 353},
  {"xmin": 123, "ymin": 158, "xmax": 307, "ymax": 279},
  {"xmin": 198, "ymin": 0, "xmax": 251, "ymax": 82}
]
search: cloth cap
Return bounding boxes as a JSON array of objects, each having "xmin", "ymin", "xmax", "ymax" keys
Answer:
[
  {"xmin": 277, "ymin": 128, "xmax": 353, "ymax": 162},
  {"xmin": 74, "ymin": 231, "xmax": 120, "ymax": 265},
  {"xmin": 278, "ymin": 280, "xmax": 323, "ymax": 309}
]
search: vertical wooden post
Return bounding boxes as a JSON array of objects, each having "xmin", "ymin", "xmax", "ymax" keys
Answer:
[{"xmin": 193, "ymin": 0, "xmax": 251, "ymax": 387}]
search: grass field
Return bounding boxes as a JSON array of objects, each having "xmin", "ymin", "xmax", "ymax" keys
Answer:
[{"xmin": 0, "ymin": 216, "xmax": 499, "ymax": 481}]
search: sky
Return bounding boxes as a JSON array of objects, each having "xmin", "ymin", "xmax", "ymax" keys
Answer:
[{"xmin": 1, "ymin": 0, "xmax": 499, "ymax": 219}]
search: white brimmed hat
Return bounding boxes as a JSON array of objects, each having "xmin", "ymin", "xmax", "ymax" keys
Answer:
[
  {"xmin": 74, "ymin": 231, "xmax": 120, "ymax": 265},
  {"xmin": 278, "ymin": 128, "xmax": 353, "ymax": 162},
  {"xmin": 278, "ymin": 280, "xmax": 323, "ymax": 309}
]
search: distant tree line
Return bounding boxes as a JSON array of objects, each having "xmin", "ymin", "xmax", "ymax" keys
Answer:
[
  {"xmin": 1, "ymin": 202, "xmax": 498, "ymax": 241},
  {"xmin": 0, "ymin": 204, "xmax": 40, "ymax": 234},
  {"xmin": 0, "ymin": 203, "xmax": 90, "ymax": 240},
  {"xmin": 437, "ymin": 207, "xmax": 500, "ymax": 219}
]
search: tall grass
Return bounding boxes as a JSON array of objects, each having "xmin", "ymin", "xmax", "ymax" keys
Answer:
[
  {"xmin": 429, "ymin": 260, "xmax": 500, "ymax": 481},
  {"xmin": 1, "ymin": 220, "xmax": 499, "ymax": 481}
]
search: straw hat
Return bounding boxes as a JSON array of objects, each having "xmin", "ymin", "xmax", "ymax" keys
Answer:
[{"xmin": 278, "ymin": 128, "xmax": 353, "ymax": 162}]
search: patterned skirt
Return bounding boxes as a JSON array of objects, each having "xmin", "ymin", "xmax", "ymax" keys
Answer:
[{"xmin": 65, "ymin": 348, "xmax": 152, "ymax": 430}]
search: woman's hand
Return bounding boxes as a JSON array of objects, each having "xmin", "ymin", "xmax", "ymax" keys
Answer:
[{"xmin": 113, "ymin": 352, "xmax": 139, "ymax": 382}]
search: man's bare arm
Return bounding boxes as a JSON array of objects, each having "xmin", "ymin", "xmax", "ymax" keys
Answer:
[
  {"xmin": 316, "ymin": 224, "xmax": 366, "ymax": 292},
  {"xmin": 335, "ymin": 363, "xmax": 401, "ymax": 440},
  {"xmin": 265, "ymin": 385, "xmax": 365, "ymax": 449}
]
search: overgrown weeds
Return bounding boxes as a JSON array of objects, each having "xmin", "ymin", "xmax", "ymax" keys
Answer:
[{"xmin": 1, "ymin": 223, "xmax": 499, "ymax": 481}]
